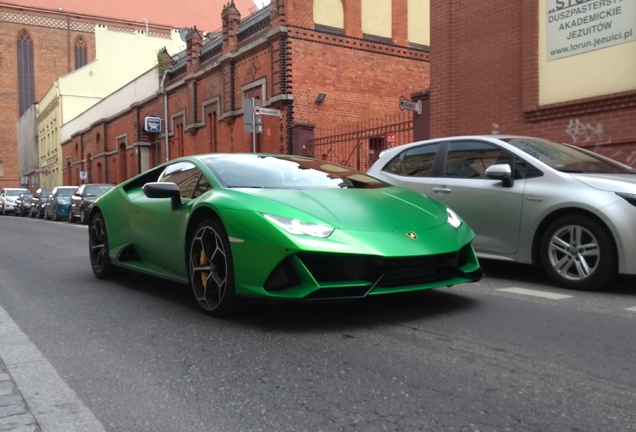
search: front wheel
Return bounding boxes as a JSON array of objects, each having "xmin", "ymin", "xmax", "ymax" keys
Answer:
[
  {"xmin": 189, "ymin": 219, "xmax": 241, "ymax": 317},
  {"xmin": 540, "ymin": 215, "xmax": 617, "ymax": 291},
  {"xmin": 89, "ymin": 212, "xmax": 118, "ymax": 279}
]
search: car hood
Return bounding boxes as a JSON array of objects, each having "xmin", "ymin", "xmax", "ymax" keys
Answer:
[
  {"xmin": 236, "ymin": 187, "xmax": 447, "ymax": 232},
  {"xmin": 571, "ymin": 173, "xmax": 636, "ymax": 194}
]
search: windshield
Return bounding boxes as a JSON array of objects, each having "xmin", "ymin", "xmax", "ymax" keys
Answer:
[
  {"xmin": 501, "ymin": 137, "xmax": 636, "ymax": 174},
  {"xmin": 84, "ymin": 185, "xmax": 113, "ymax": 197},
  {"xmin": 6, "ymin": 189, "xmax": 29, "ymax": 197},
  {"xmin": 57, "ymin": 187, "xmax": 78, "ymax": 197},
  {"xmin": 202, "ymin": 155, "xmax": 386, "ymax": 189}
]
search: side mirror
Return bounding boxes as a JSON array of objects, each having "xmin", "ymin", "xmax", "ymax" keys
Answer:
[
  {"xmin": 142, "ymin": 182, "xmax": 182, "ymax": 210},
  {"xmin": 485, "ymin": 163, "xmax": 514, "ymax": 187}
]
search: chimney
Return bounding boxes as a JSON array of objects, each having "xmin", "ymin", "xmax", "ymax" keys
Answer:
[
  {"xmin": 186, "ymin": 26, "xmax": 202, "ymax": 73},
  {"xmin": 222, "ymin": 2, "xmax": 241, "ymax": 54},
  {"xmin": 269, "ymin": 0, "xmax": 286, "ymax": 26}
]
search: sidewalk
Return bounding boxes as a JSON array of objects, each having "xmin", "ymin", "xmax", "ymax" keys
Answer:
[
  {"xmin": 0, "ymin": 357, "xmax": 41, "ymax": 432},
  {"xmin": 0, "ymin": 304, "xmax": 106, "ymax": 432}
]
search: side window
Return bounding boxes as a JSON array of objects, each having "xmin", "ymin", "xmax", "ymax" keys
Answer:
[
  {"xmin": 158, "ymin": 162, "xmax": 201, "ymax": 199},
  {"xmin": 444, "ymin": 141, "xmax": 511, "ymax": 179},
  {"xmin": 382, "ymin": 143, "xmax": 441, "ymax": 177},
  {"xmin": 193, "ymin": 176, "xmax": 212, "ymax": 198}
]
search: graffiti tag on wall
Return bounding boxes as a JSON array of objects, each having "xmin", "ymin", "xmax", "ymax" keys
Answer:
[{"xmin": 565, "ymin": 119, "xmax": 604, "ymax": 144}]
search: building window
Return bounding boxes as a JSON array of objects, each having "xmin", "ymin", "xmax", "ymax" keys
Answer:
[
  {"xmin": 74, "ymin": 37, "xmax": 88, "ymax": 69},
  {"xmin": 17, "ymin": 30, "xmax": 35, "ymax": 117}
]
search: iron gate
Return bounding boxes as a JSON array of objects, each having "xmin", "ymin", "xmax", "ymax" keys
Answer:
[{"xmin": 306, "ymin": 112, "xmax": 413, "ymax": 172}]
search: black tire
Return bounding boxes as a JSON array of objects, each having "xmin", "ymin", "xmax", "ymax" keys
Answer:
[
  {"xmin": 30, "ymin": 209, "xmax": 35, "ymax": 218},
  {"xmin": 89, "ymin": 212, "xmax": 118, "ymax": 279},
  {"xmin": 52, "ymin": 206, "xmax": 59, "ymax": 221},
  {"xmin": 188, "ymin": 219, "xmax": 241, "ymax": 317},
  {"xmin": 540, "ymin": 215, "xmax": 617, "ymax": 291},
  {"xmin": 13, "ymin": 208, "xmax": 19, "ymax": 217},
  {"xmin": 68, "ymin": 210, "xmax": 75, "ymax": 223}
]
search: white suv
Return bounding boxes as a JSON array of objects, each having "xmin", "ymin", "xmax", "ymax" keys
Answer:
[{"xmin": 0, "ymin": 187, "xmax": 31, "ymax": 215}]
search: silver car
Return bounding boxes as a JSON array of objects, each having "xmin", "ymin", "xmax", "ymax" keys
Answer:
[
  {"xmin": 368, "ymin": 135, "xmax": 636, "ymax": 291},
  {"xmin": 0, "ymin": 187, "xmax": 31, "ymax": 215}
]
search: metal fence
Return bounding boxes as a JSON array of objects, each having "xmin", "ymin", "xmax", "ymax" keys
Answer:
[{"xmin": 306, "ymin": 112, "xmax": 413, "ymax": 172}]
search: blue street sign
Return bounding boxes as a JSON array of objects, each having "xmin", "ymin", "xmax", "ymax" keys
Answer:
[{"xmin": 144, "ymin": 116, "xmax": 162, "ymax": 132}]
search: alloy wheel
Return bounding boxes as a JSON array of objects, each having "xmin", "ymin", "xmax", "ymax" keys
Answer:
[
  {"xmin": 190, "ymin": 225, "xmax": 229, "ymax": 311},
  {"xmin": 546, "ymin": 224, "xmax": 600, "ymax": 281}
]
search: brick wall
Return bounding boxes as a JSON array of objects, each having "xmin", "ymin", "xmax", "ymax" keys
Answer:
[
  {"xmin": 0, "ymin": 13, "xmax": 96, "ymax": 188},
  {"xmin": 430, "ymin": 0, "xmax": 636, "ymax": 166},
  {"xmin": 61, "ymin": 0, "xmax": 432, "ymax": 180}
]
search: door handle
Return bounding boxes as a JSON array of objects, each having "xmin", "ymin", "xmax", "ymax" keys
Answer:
[{"xmin": 432, "ymin": 186, "xmax": 452, "ymax": 194}]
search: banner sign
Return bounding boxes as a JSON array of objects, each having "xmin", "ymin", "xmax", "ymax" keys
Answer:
[{"xmin": 547, "ymin": 0, "xmax": 636, "ymax": 61}]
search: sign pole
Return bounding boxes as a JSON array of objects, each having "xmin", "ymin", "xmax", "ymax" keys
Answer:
[{"xmin": 252, "ymin": 97, "xmax": 256, "ymax": 153}]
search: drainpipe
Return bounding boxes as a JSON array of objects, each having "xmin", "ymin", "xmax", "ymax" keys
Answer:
[{"xmin": 160, "ymin": 68, "xmax": 172, "ymax": 162}]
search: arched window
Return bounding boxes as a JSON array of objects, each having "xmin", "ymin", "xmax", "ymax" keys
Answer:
[
  {"xmin": 361, "ymin": 0, "xmax": 392, "ymax": 39},
  {"xmin": 96, "ymin": 162, "xmax": 103, "ymax": 183},
  {"xmin": 86, "ymin": 154, "xmax": 93, "ymax": 183},
  {"xmin": 118, "ymin": 143, "xmax": 127, "ymax": 182},
  {"xmin": 208, "ymin": 111, "xmax": 217, "ymax": 152},
  {"xmin": 17, "ymin": 30, "xmax": 35, "ymax": 116},
  {"xmin": 74, "ymin": 37, "xmax": 88, "ymax": 69},
  {"xmin": 314, "ymin": 0, "xmax": 344, "ymax": 30}
]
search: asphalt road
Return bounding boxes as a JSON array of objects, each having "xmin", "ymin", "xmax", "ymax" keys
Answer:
[{"xmin": 1, "ymin": 215, "xmax": 635, "ymax": 431}]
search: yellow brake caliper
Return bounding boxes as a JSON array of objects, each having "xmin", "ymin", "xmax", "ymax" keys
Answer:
[{"xmin": 200, "ymin": 251, "xmax": 208, "ymax": 286}]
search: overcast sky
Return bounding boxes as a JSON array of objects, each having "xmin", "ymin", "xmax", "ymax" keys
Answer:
[{"xmin": 254, "ymin": 0, "xmax": 270, "ymax": 8}]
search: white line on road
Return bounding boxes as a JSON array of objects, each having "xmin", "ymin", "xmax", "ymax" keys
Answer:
[
  {"xmin": 496, "ymin": 287, "xmax": 573, "ymax": 300},
  {"xmin": 625, "ymin": 307, "xmax": 636, "ymax": 312},
  {"xmin": 0, "ymin": 304, "xmax": 106, "ymax": 432}
]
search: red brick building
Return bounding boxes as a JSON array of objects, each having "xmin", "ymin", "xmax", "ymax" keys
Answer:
[
  {"xmin": 0, "ymin": 0, "xmax": 255, "ymax": 189},
  {"xmin": 61, "ymin": 0, "xmax": 431, "ymax": 184},
  {"xmin": 430, "ymin": 0, "xmax": 636, "ymax": 167}
]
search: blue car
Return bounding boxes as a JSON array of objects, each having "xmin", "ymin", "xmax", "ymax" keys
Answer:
[{"xmin": 44, "ymin": 186, "xmax": 78, "ymax": 221}]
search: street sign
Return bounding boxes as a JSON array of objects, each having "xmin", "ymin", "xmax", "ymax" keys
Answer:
[
  {"xmin": 243, "ymin": 97, "xmax": 262, "ymax": 133},
  {"xmin": 399, "ymin": 97, "xmax": 422, "ymax": 115},
  {"xmin": 144, "ymin": 116, "xmax": 161, "ymax": 132},
  {"xmin": 387, "ymin": 133, "xmax": 397, "ymax": 143},
  {"xmin": 245, "ymin": 124, "xmax": 263, "ymax": 134},
  {"xmin": 79, "ymin": 171, "xmax": 87, "ymax": 180},
  {"xmin": 254, "ymin": 106, "xmax": 282, "ymax": 118}
]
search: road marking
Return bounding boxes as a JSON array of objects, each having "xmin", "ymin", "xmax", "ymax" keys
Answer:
[
  {"xmin": 0, "ymin": 305, "xmax": 106, "ymax": 432},
  {"xmin": 496, "ymin": 287, "xmax": 573, "ymax": 300},
  {"xmin": 625, "ymin": 307, "xmax": 636, "ymax": 312}
]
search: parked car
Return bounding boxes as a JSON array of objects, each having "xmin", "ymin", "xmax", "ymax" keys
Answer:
[
  {"xmin": 44, "ymin": 186, "xmax": 78, "ymax": 221},
  {"xmin": 13, "ymin": 192, "xmax": 34, "ymax": 217},
  {"xmin": 87, "ymin": 153, "xmax": 483, "ymax": 317},
  {"xmin": 368, "ymin": 135, "xmax": 636, "ymax": 291},
  {"xmin": 30, "ymin": 188, "xmax": 53, "ymax": 219},
  {"xmin": 69, "ymin": 184, "xmax": 114, "ymax": 224},
  {"xmin": 0, "ymin": 187, "xmax": 30, "ymax": 215}
]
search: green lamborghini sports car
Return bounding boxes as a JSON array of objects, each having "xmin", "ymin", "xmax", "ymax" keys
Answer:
[{"xmin": 88, "ymin": 154, "xmax": 483, "ymax": 316}]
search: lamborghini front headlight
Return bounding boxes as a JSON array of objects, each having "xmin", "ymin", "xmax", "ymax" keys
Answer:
[{"xmin": 263, "ymin": 214, "xmax": 334, "ymax": 238}]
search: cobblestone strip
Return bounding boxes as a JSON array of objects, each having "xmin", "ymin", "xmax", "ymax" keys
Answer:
[{"xmin": 0, "ymin": 359, "xmax": 41, "ymax": 432}]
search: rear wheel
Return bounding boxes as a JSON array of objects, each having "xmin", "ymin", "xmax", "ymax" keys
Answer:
[
  {"xmin": 89, "ymin": 212, "xmax": 118, "ymax": 278},
  {"xmin": 540, "ymin": 215, "xmax": 617, "ymax": 291},
  {"xmin": 189, "ymin": 219, "xmax": 241, "ymax": 317}
]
